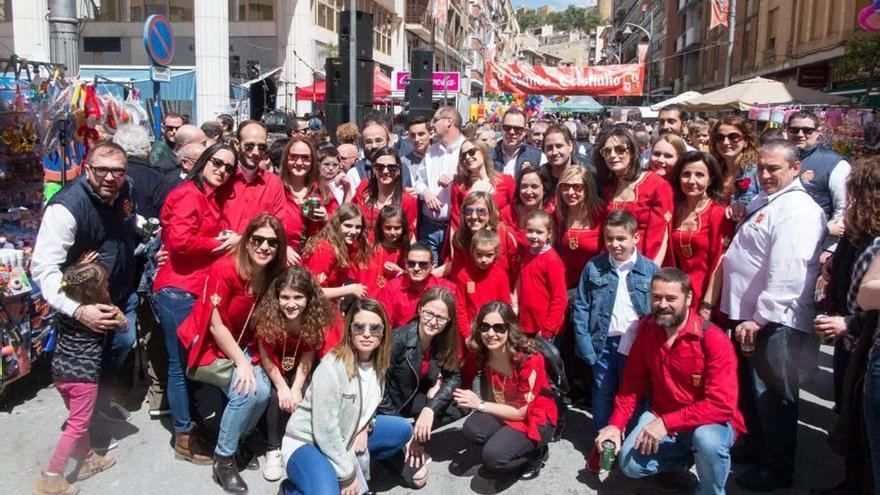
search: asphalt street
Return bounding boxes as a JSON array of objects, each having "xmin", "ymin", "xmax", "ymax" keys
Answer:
[{"xmin": 1, "ymin": 346, "xmax": 843, "ymax": 495}]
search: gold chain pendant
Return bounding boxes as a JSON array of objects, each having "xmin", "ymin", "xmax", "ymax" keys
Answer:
[
  {"xmin": 568, "ymin": 233, "xmax": 579, "ymax": 250},
  {"xmin": 492, "ymin": 387, "xmax": 506, "ymax": 405},
  {"xmin": 281, "ymin": 356, "xmax": 296, "ymax": 372},
  {"xmin": 682, "ymin": 243, "xmax": 693, "ymax": 258}
]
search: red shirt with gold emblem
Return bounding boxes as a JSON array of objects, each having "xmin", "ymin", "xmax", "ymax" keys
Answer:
[
  {"xmin": 453, "ymin": 260, "xmax": 511, "ymax": 342},
  {"xmin": 352, "ymin": 243, "xmax": 406, "ymax": 298},
  {"xmin": 448, "ymin": 174, "xmax": 517, "ymax": 230},
  {"xmin": 302, "ymin": 240, "xmax": 352, "ymax": 289},
  {"xmin": 603, "ymin": 171, "xmax": 674, "ymax": 261},
  {"xmin": 556, "ymin": 208, "xmax": 607, "ymax": 289}
]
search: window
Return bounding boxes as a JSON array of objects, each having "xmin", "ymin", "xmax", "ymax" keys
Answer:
[
  {"xmin": 231, "ymin": 0, "xmax": 274, "ymax": 21},
  {"xmin": 168, "ymin": 0, "xmax": 194, "ymax": 21},
  {"xmin": 83, "ymin": 37, "xmax": 122, "ymax": 52},
  {"xmin": 96, "ymin": 0, "xmax": 123, "ymax": 21},
  {"xmin": 314, "ymin": 0, "xmax": 343, "ymax": 32},
  {"xmin": 767, "ymin": 8, "xmax": 777, "ymax": 50}
]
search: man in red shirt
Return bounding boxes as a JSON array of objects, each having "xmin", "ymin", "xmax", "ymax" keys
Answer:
[
  {"xmin": 377, "ymin": 242, "xmax": 454, "ymax": 329},
  {"xmin": 217, "ymin": 120, "xmax": 287, "ymax": 233},
  {"xmin": 595, "ymin": 268, "xmax": 745, "ymax": 494}
]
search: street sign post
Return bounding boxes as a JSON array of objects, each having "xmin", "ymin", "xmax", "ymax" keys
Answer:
[{"xmin": 143, "ymin": 14, "xmax": 174, "ymax": 137}]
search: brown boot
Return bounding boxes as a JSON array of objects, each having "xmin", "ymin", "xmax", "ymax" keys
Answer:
[
  {"xmin": 174, "ymin": 431, "xmax": 212, "ymax": 465},
  {"xmin": 75, "ymin": 452, "xmax": 116, "ymax": 481},
  {"xmin": 33, "ymin": 473, "xmax": 79, "ymax": 495}
]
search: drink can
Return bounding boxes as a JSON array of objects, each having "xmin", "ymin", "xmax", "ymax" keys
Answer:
[
  {"xmin": 144, "ymin": 217, "xmax": 160, "ymax": 237},
  {"xmin": 599, "ymin": 440, "xmax": 616, "ymax": 471},
  {"xmin": 302, "ymin": 196, "xmax": 321, "ymax": 217},
  {"xmin": 815, "ymin": 313, "xmax": 830, "ymax": 344}
]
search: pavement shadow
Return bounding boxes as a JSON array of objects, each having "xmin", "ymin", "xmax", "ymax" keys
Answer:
[
  {"xmin": 0, "ymin": 355, "xmax": 52, "ymax": 412},
  {"xmin": 560, "ymin": 405, "xmax": 594, "ymax": 456}
]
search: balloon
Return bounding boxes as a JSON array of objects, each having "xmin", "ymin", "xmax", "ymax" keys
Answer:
[{"xmin": 859, "ymin": 0, "xmax": 880, "ymax": 31}]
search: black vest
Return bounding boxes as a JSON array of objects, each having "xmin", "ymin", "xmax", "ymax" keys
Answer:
[
  {"xmin": 48, "ymin": 176, "xmax": 139, "ymax": 304},
  {"xmin": 798, "ymin": 145, "xmax": 844, "ymax": 218}
]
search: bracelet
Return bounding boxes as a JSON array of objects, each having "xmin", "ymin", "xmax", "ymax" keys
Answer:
[{"xmin": 699, "ymin": 301, "xmax": 714, "ymax": 311}]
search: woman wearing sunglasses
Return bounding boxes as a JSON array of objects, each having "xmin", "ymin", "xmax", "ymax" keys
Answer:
[
  {"xmin": 177, "ymin": 214, "xmax": 287, "ymax": 494},
  {"xmin": 555, "ymin": 165, "xmax": 606, "ymax": 291},
  {"xmin": 352, "ymin": 147, "xmax": 418, "ymax": 242},
  {"xmin": 453, "ymin": 301, "xmax": 558, "ymax": 481},
  {"xmin": 449, "ymin": 138, "xmax": 515, "ymax": 232},
  {"xmin": 151, "ymin": 143, "xmax": 239, "ymax": 464},
  {"xmin": 708, "ymin": 115, "xmax": 761, "ymax": 221},
  {"xmin": 280, "ymin": 298, "xmax": 418, "ymax": 495},
  {"xmin": 279, "ymin": 136, "xmax": 339, "ymax": 263},
  {"xmin": 595, "ymin": 126, "xmax": 673, "ymax": 265}
]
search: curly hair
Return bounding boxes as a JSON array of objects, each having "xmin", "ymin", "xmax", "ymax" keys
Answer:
[
  {"xmin": 60, "ymin": 262, "xmax": 110, "ymax": 306},
  {"xmin": 252, "ymin": 266, "xmax": 334, "ymax": 347},
  {"xmin": 303, "ymin": 203, "xmax": 370, "ymax": 268},
  {"xmin": 709, "ymin": 115, "xmax": 760, "ymax": 177},
  {"xmin": 335, "ymin": 122, "xmax": 361, "ymax": 145},
  {"xmin": 845, "ymin": 156, "xmax": 880, "ymax": 245},
  {"xmin": 472, "ymin": 301, "xmax": 536, "ymax": 365}
]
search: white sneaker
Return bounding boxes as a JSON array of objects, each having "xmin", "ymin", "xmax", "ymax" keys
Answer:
[{"xmin": 263, "ymin": 449, "xmax": 285, "ymax": 482}]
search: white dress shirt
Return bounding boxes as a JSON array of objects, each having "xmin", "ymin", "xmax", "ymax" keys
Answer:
[
  {"xmin": 720, "ymin": 179, "xmax": 826, "ymax": 333},
  {"xmin": 415, "ymin": 135, "xmax": 465, "ymax": 222},
  {"xmin": 609, "ymin": 250, "xmax": 642, "ymax": 356},
  {"xmin": 501, "ymin": 146, "xmax": 548, "ymax": 177},
  {"xmin": 30, "ymin": 204, "xmax": 82, "ymax": 316}
]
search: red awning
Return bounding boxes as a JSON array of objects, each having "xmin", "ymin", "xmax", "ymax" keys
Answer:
[{"xmin": 296, "ymin": 67, "xmax": 392, "ymax": 103}]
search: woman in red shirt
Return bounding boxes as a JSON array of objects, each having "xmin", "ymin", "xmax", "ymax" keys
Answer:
[
  {"xmin": 279, "ymin": 137, "xmax": 338, "ymax": 263},
  {"xmin": 151, "ymin": 143, "xmax": 237, "ymax": 463},
  {"xmin": 501, "ymin": 166, "xmax": 556, "ymax": 247},
  {"xmin": 596, "ymin": 127, "xmax": 674, "ymax": 265},
  {"xmin": 453, "ymin": 301, "xmax": 558, "ymax": 481},
  {"xmin": 449, "ymin": 138, "xmax": 515, "ymax": 231},
  {"xmin": 253, "ymin": 266, "xmax": 336, "ymax": 481},
  {"xmin": 555, "ymin": 165, "xmax": 606, "ymax": 290},
  {"xmin": 668, "ymin": 152, "xmax": 734, "ymax": 319},
  {"xmin": 176, "ymin": 214, "xmax": 286, "ymax": 494},
  {"xmin": 352, "ymin": 147, "xmax": 418, "ymax": 241}
]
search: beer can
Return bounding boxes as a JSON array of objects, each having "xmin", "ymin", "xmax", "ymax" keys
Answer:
[
  {"xmin": 302, "ymin": 196, "xmax": 321, "ymax": 217},
  {"xmin": 599, "ymin": 440, "xmax": 617, "ymax": 471}
]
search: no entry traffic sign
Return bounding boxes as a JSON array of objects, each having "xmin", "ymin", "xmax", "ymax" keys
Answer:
[{"xmin": 143, "ymin": 15, "xmax": 174, "ymax": 67}]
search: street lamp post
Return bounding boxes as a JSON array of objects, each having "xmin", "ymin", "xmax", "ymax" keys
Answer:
[{"xmin": 623, "ymin": 19, "xmax": 652, "ymax": 103}]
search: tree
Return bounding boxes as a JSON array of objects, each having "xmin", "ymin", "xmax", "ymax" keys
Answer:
[
  {"xmin": 837, "ymin": 32, "xmax": 880, "ymax": 105},
  {"xmin": 516, "ymin": 6, "xmax": 601, "ymax": 34}
]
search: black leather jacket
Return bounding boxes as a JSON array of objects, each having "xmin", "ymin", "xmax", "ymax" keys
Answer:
[{"xmin": 378, "ymin": 321, "xmax": 461, "ymax": 417}]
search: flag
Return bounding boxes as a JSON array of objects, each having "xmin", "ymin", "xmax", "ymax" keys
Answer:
[
  {"xmin": 710, "ymin": 0, "xmax": 729, "ymax": 30},
  {"xmin": 432, "ymin": 0, "xmax": 448, "ymax": 27}
]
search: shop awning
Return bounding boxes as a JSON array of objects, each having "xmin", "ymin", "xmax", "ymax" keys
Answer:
[{"xmin": 296, "ymin": 67, "xmax": 392, "ymax": 103}]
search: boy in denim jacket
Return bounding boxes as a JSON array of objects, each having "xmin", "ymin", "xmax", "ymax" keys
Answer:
[{"xmin": 571, "ymin": 209, "xmax": 658, "ymax": 472}]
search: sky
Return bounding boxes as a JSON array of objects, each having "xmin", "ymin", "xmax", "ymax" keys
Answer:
[{"xmin": 512, "ymin": 0, "xmax": 597, "ymax": 10}]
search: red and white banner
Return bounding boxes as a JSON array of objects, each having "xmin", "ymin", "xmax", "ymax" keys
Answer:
[
  {"xmin": 432, "ymin": 0, "xmax": 448, "ymax": 27},
  {"xmin": 485, "ymin": 62, "xmax": 645, "ymax": 97},
  {"xmin": 710, "ymin": 0, "xmax": 729, "ymax": 29}
]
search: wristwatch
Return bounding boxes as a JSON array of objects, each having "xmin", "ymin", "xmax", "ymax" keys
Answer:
[{"xmin": 477, "ymin": 400, "xmax": 486, "ymax": 412}]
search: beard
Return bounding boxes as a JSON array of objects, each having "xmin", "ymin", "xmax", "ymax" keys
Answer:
[{"xmin": 654, "ymin": 306, "xmax": 688, "ymax": 329}]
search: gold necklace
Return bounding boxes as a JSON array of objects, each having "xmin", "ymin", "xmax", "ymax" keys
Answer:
[
  {"xmin": 676, "ymin": 199, "xmax": 706, "ymax": 259},
  {"xmin": 568, "ymin": 229, "xmax": 578, "ymax": 250},
  {"xmin": 280, "ymin": 335, "xmax": 303, "ymax": 372},
  {"xmin": 491, "ymin": 369, "xmax": 509, "ymax": 404}
]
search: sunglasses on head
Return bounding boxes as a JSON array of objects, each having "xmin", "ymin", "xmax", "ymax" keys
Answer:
[
  {"xmin": 209, "ymin": 157, "xmax": 236, "ymax": 174},
  {"xmin": 351, "ymin": 321, "xmax": 384, "ymax": 337},
  {"xmin": 242, "ymin": 142, "xmax": 268, "ymax": 153},
  {"xmin": 787, "ymin": 126, "xmax": 816, "ymax": 136},
  {"xmin": 464, "ymin": 206, "xmax": 488, "ymax": 217},
  {"xmin": 478, "ymin": 322, "xmax": 508, "ymax": 334},
  {"xmin": 406, "ymin": 260, "xmax": 431, "ymax": 270},
  {"xmin": 560, "ymin": 183, "xmax": 584, "ymax": 193},
  {"xmin": 600, "ymin": 145, "xmax": 629, "ymax": 157},
  {"xmin": 249, "ymin": 235, "xmax": 279, "ymax": 249},
  {"xmin": 714, "ymin": 132, "xmax": 743, "ymax": 144}
]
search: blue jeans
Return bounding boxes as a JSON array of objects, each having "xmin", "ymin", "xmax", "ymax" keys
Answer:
[
  {"xmin": 102, "ymin": 292, "xmax": 138, "ymax": 373},
  {"xmin": 619, "ymin": 411, "xmax": 734, "ymax": 495},
  {"xmin": 283, "ymin": 415, "xmax": 413, "ymax": 494},
  {"xmin": 215, "ymin": 350, "xmax": 270, "ymax": 457},
  {"xmin": 149, "ymin": 287, "xmax": 196, "ymax": 432},
  {"xmin": 417, "ymin": 216, "xmax": 447, "ymax": 264},
  {"xmin": 591, "ymin": 336, "xmax": 625, "ymax": 436},
  {"xmin": 863, "ymin": 354, "xmax": 880, "ymax": 495}
]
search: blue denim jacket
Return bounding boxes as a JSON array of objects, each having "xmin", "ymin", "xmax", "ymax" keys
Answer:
[{"xmin": 572, "ymin": 251, "xmax": 658, "ymax": 366}]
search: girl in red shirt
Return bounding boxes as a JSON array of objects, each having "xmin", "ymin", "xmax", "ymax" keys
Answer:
[
  {"xmin": 668, "ymin": 152, "xmax": 734, "ymax": 319},
  {"xmin": 176, "ymin": 214, "xmax": 286, "ymax": 494},
  {"xmin": 355, "ymin": 205, "xmax": 409, "ymax": 297},
  {"xmin": 279, "ymin": 137, "xmax": 338, "ymax": 263},
  {"xmin": 596, "ymin": 127, "xmax": 673, "ymax": 265},
  {"xmin": 555, "ymin": 165, "xmax": 606, "ymax": 290},
  {"xmin": 501, "ymin": 166, "xmax": 556, "ymax": 247},
  {"xmin": 449, "ymin": 138, "xmax": 515, "ymax": 231},
  {"xmin": 453, "ymin": 301, "xmax": 558, "ymax": 480},
  {"xmin": 253, "ymin": 266, "xmax": 337, "ymax": 481},
  {"xmin": 517, "ymin": 210, "xmax": 567, "ymax": 341},
  {"xmin": 352, "ymin": 147, "xmax": 418, "ymax": 241}
]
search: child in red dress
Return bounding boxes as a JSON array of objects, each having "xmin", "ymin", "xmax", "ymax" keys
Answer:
[
  {"xmin": 354, "ymin": 205, "xmax": 408, "ymax": 298},
  {"xmin": 517, "ymin": 210, "xmax": 568, "ymax": 342}
]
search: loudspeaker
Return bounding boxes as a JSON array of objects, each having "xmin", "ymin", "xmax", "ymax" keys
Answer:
[
  {"xmin": 325, "ymin": 57, "xmax": 374, "ymax": 103},
  {"xmin": 338, "ymin": 11, "xmax": 373, "ymax": 59},
  {"xmin": 405, "ymin": 78, "xmax": 433, "ymax": 111},
  {"xmin": 325, "ymin": 102, "xmax": 374, "ymax": 141},
  {"xmin": 411, "ymin": 50, "xmax": 433, "ymax": 80}
]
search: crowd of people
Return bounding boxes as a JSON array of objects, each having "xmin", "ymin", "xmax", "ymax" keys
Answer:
[{"xmin": 24, "ymin": 100, "xmax": 880, "ymax": 495}]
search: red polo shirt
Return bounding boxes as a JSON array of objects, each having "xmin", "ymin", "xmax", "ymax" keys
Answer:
[
  {"xmin": 376, "ymin": 274, "xmax": 456, "ymax": 329},
  {"xmin": 608, "ymin": 312, "xmax": 746, "ymax": 437},
  {"xmin": 217, "ymin": 167, "xmax": 288, "ymax": 233}
]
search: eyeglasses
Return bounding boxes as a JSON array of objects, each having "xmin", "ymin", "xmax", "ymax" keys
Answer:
[
  {"xmin": 406, "ymin": 260, "xmax": 431, "ymax": 270},
  {"xmin": 560, "ymin": 183, "xmax": 585, "ymax": 193},
  {"xmin": 363, "ymin": 138, "xmax": 387, "ymax": 146},
  {"xmin": 209, "ymin": 157, "xmax": 236, "ymax": 174},
  {"xmin": 714, "ymin": 132, "xmax": 743, "ymax": 144},
  {"xmin": 502, "ymin": 124, "xmax": 525, "ymax": 134},
  {"xmin": 477, "ymin": 322, "xmax": 508, "ymax": 334},
  {"xmin": 432, "ymin": 116, "xmax": 450, "ymax": 124},
  {"xmin": 787, "ymin": 126, "xmax": 816, "ymax": 136},
  {"xmin": 351, "ymin": 321, "xmax": 385, "ymax": 337},
  {"xmin": 163, "ymin": 125, "xmax": 181, "ymax": 132},
  {"xmin": 288, "ymin": 153, "xmax": 312, "ymax": 163},
  {"xmin": 249, "ymin": 235, "xmax": 280, "ymax": 249},
  {"xmin": 599, "ymin": 145, "xmax": 630, "ymax": 158},
  {"xmin": 373, "ymin": 163, "xmax": 400, "ymax": 173},
  {"xmin": 242, "ymin": 142, "xmax": 268, "ymax": 153},
  {"xmin": 464, "ymin": 206, "xmax": 489, "ymax": 218},
  {"xmin": 320, "ymin": 161, "xmax": 340, "ymax": 169},
  {"xmin": 420, "ymin": 309, "xmax": 449, "ymax": 326},
  {"xmin": 460, "ymin": 148, "xmax": 479, "ymax": 160},
  {"xmin": 90, "ymin": 166, "xmax": 127, "ymax": 179}
]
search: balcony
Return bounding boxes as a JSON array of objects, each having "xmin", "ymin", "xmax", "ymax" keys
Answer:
[
  {"xmin": 406, "ymin": 0, "xmax": 434, "ymax": 40},
  {"xmin": 676, "ymin": 26, "xmax": 700, "ymax": 52},
  {"xmin": 678, "ymin": 0, "xmax": 700, "ymax": 13}
]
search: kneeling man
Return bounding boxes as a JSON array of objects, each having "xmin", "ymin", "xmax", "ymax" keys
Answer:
[{"xmin": 595, "ymin": 268, "xmax": 745, "ymax": 495}]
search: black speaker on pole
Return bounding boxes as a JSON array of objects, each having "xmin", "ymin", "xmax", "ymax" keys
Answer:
[
  {"xmin": 405, "ymin": 78, "xmax": 433, "ymax": 109},
  {"xmin": 325, "ymin": 57, "xmax": 373, "ymax": 103},
  {"xmin": 411, "ymin": 49, "xmax": 433, "ymax": 80},
  {"xmin": 338, "ymin": 11, "xmax": 374, "ymax": 59}
]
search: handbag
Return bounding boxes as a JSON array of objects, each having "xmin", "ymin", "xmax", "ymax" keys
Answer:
[{"xmin": 186, "ymin": 302, "xmax": 256, "ymax": 389}]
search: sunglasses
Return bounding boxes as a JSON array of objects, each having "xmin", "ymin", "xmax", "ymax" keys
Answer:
[
  {"xmin": 288, "ymin": 153, "xmax": 312, "ymax": 163},
  {"xmin": 420, "ymin": 309, "xmax": 449, "ymax": 325},
  {"xmin": 164, "ymin": 125, "xmax": 181, "ymax": 131},
  {"xmin": 209, "ymin": 157, "xmax": 236, "ymax": 174},
  {"xmin": 90, "ymin": 166, "xmax": 127, "ymax": 179},
  {"xmin": 787, "ymin": 126, "xmax": 816, "ymax": 136},
  {"xmin": 351, "ymin": 321, "xmax": 384, "ymax": 337},
  {"xmin": 249, "ymin": 235, "xmax": 280, "ymax": 249},
  {"xmin": 502, "ymin": 124, "xmax": 525, "ymax": 133},
  {"xmin": 373, "ymin": 163, "xmax": 400, "ymax": 173},
  {"xmin": 560, "ymin": 183, "xmax": 584, "ymax": 193},
  {"xmin": 464, "ymin": 206, "xmax": 489, "ymax": 217},
  {"xmin": 406, "ymin": 260, "xmax": 431, "ymax": 270},
  {"xmin": 599, "ymin": 145, "xmax": 630, "ymax": 157},
  {"xmin": 460, "ymin": 148, "xmax": 479, "ymax": 160},
  {"xmin": 478, "ymin": 322, "xmax": 508, "ymax": 334},
  {"xmin": 242, "ymin": 142, "xmax": 268, "ymax": 153},
  {"xmin": 714, "ymin": 132, "xmax": 743, "ymax": 144}
]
